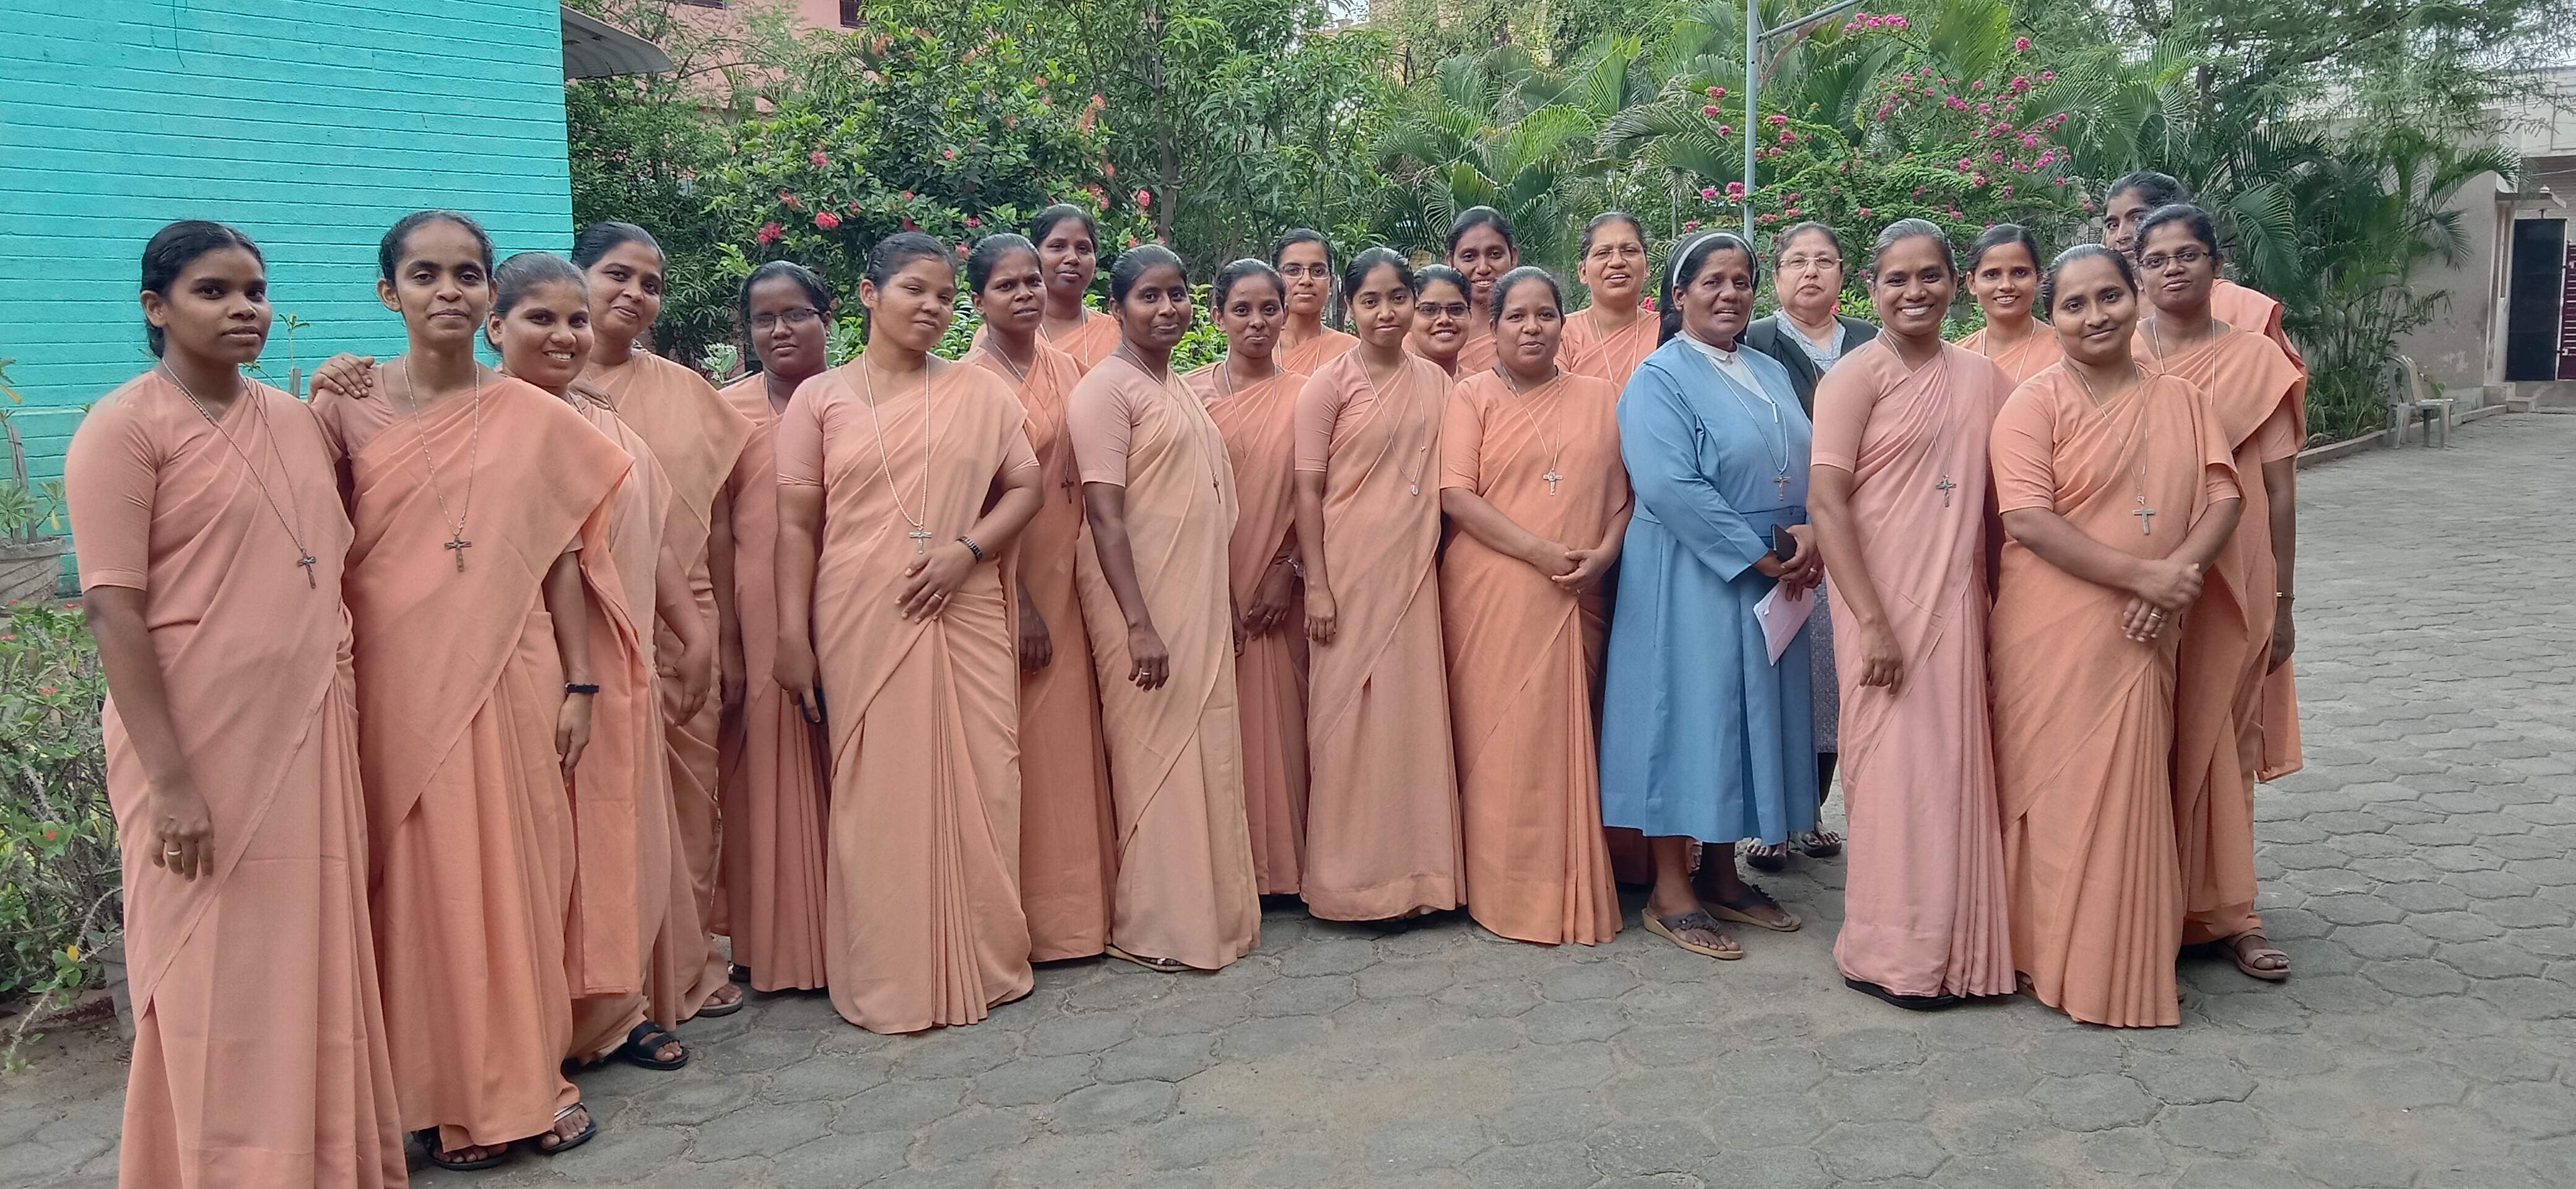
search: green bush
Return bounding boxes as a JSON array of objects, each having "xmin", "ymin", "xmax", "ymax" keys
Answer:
[{"xmin": 0, "ymin": 603, "xmax": 117, "ymax": 1019}]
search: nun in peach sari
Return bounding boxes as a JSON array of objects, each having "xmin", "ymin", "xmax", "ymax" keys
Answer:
[
  {"xmin": 1408, "ymin": 266, "xmax": 1472, "ymax": 379},
  {"xmin": 1189, "ymin": 260, "xmax": 1314, "ymax": 895},
  {"xmin": 1806, "ymin": 222, "xmax": 2014, "ymax": 1011},
  {"xmin": 1294, "ymin": 248, "xmax": 1466, "ymax": 921},
  {"xmin": 575, "ymin": 222, "xmax": 753, "ymax": 1020},
  {"xmin": 1955, "ymin": 225, "xmax": 2063, "ymax": 384},
  {"xmin": 315, "ymin": 211, "xmax": 630, "ymax": 1165},
  {"xmin": 1990, "ymin": 245, "xmax": 2240, "ymax": 1028},
  {"xmin": 1439, "ymin": 267, "xmax": 1628, "ymax": 947},
  {"xmin": 715, "ymin": 263, "xmax": 836, "ymax": 992},
  {"xmin": 2134, "ymin": 205, "xmax": 2306, "ymax": 983},
  {"xmin": 1271, "ymin": 229, "xmax": 1359, "ymax": 374},
  {"xmin": 967, "ymin": 233, "xmax": 1118, "ymax": 960},
  {"xmin": 73, "ymin": 222, "xmax": 402, "ymax": 1189},
  {"xmin": 1070, "ymin": 245, "xmax": 1261, "ymax": 971},
  {"xmin": 1444, "ymin": 206, "xmax": 1518, "ymax": 375},
  {"xmin": 1560, "ymin": 212, "xmax": 1661, "ymax": 389},
  {"xmin": 774, "ymin": 235, "xmax": 1045, "ymax": 1032}
]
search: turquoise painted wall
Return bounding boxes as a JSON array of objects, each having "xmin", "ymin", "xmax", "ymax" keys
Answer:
[{"xmin": 0, "ymin": 0, "xmax": 575, "ymax": 536}]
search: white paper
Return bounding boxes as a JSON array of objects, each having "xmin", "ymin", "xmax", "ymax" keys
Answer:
[{"xmin": 1754, "ymin": 582, "xmax": 1812, "ymax": 665}]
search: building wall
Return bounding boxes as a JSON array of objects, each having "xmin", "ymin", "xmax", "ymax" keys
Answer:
[
  {"xmin": 2396, "ymin": 72, "xmax": 2576, "ymax": 406},
  {"xmin": 0, "ymin": 0, "xmax": 575, "ymax": 500}
]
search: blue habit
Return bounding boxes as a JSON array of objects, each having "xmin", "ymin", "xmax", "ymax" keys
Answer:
[{"xmin": 1598, "ymin": 336, "xmax": 1821, "ymax": 845}]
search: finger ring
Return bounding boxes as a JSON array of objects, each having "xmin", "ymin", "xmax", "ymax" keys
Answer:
[{"xmin": 165, "ymin": 847, "xmax": 182, "ymax": 857}]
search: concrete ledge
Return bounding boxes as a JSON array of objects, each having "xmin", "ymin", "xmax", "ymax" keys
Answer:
[{"xmin": 2298, "ymin": 403, "xmax": 2513, "ymax": 469}]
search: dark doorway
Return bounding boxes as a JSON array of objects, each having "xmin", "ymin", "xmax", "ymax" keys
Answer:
[{"xmin": 2504, "ymin": 218, "xmax": 2567, "ymax": 381}]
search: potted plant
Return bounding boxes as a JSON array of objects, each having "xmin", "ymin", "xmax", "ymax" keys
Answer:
[{"xmin": 0, "ymin": 360, "xmax": 69, "ymax": 605}]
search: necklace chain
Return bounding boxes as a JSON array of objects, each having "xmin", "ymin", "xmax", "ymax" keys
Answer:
[
  {"xmin": 1362, "ymin": 353, "xmax": 1434, "ymax": 495},
  {"xmin": 858, "ymin": 358, "xmax": 936, "ymax": 552},
  {"xmin": 2069, "ymin": 361, "xmax": 2155, "ymax": 532},
  {"xmin": 160, "ymin": 365, "xmax": 320, "ymax": 587},
  {"xmin": 1705, "ymin": 346, "xmax": 1791, "ymax": 503},
  {"xmin": 1115, "ymin": 346, "xmax": 1224, "ymax": 490},
  {"xmin": 983, "ymin": 336, "xmax": 1035, "ymax": 385},
  {"xmin": 398, "ymin": 359, "xmax": 485, "ymax": 570},
  {"xmin": 1492, "ymin": 365, "xmax": 1568, "ymax": 495}
]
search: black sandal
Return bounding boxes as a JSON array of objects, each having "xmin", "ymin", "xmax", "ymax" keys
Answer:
[
  {"xmin": 611, "ymin": 1020, "xmax": 689, "ymax": 1071},
  {"xmin": 1845, "ymin": 977, "xmax": 1962, "ymax": 1011},
  {"xmin": 1793, "ymin": 829, "xmax": 1844, "ymax": 859},
  {"xmin": 530, "ymin": 1103, "xmax": 598, "ymax": 1157},
  {"xmin": 420, "ymin": 1129, "xmax": 513, "ymax": 1172},
  {"xmin": 1707, "ymin": 882, "xmax": 1802, "ymax": 932},
  {"xmin": 1741, "ymin": 838, "xmax": 1789, "ymax": 873}
]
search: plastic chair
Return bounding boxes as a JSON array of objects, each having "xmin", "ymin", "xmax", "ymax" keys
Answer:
[{"xmin": 2385, "ymin": 355, "xmax": 2455, "ymax": 448}]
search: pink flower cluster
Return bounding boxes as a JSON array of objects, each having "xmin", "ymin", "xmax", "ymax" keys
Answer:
[{"xmin": 1842, "ymin": 11, "xmax": 1908, "ymax": 32}]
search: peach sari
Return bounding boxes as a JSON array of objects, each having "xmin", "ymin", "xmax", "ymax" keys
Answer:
[
  {"xmin": 715, "ymin": 375, "xmax": 832, "ymax": 991},
  {"xmin": 1955, "ymin": 324, "xmax": 2065, "ymax": 386},
  {"xmin": 585, "ymin": 352, "xmax": 751, "ymax": 1009},
  {"xmin": 69, "ymin": 373, "xmax": 402, "ymax": 1189},
  {"xmin": 1069, "ymin": 355, "xmax": 1262, "ymax": 969},
  {"xmin": 1811, "ymin": 342, "xmax": 2016, "ymax": 998},
  {"xmin": 1053, "ymin": 311, "xmax": 1125, "ymax": 370},
  {"xmin": 1989, "ymin": 368, "xmax": 2237, "ymax": 1028},
  {"xmin": 1190, "ymin": 360, "xmax": 1310, "ymax": 895},
  {"xmin": 972, "ymin": 341, "xmax": 1116, "ymax": 961},
  {"xmin": 1294, "ymin": 351, "xmax": 1465, "ymax": 920},
  {"xmin": 1438, "ymin": 370, "xmax": 1625, "ymax": 946},
  {"xmin": 1277, "ymin": 328, "xmax": 1358, "ymax": 377},
  {"xmin": 777, "ymin": 361, "xmax": 1038, "ymax": 1032},
  {"xmin": 1560, "ymin": 305, "xmax": 1659, "ymax": 388},
  {"xmin": 2139, "ymin": 326, "xmax": 2305, "ymax": 946},
  {"xmin": 2208, "ymin": 278, "xmax": 2307, "ymax": 780},
  {"xmin": 315, "ymin": 373, "xmax": 631, "ymax": 1145}
]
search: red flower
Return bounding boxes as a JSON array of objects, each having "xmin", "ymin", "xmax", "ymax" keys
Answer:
[
  {"xmin": 755, "ymin": 222, "xmax": 783, "ymax": 245},
  {"xmin": 1856, "ymin": 206, "xmax": 1872, "ymax": 218},
  {"xmin": 1681, "ymin": 219, "xmax": 1701, "ymax": 231},
  {"xmin": 901, "ymin": 217, "xmax": 918, "ymax": 230},
  {"xmin": 965, "ymin": 216, "xmax": 981, "ymax": 227},
  {"xmin": 814, "ymin": 211, "xmax": 841, "ymax": 230},
  {"xmin": 1766, "ymin": 113, "xmax": 1788, "ymax": 126},
  {"xmin": 1134, "ymin": 188, "xmax": 1153, "ymax": 207},
  {"xmin": 942, "ymin": 147, "xmax": 960, "ymax": 160},
  {"xmin": 810, "ymin": 150, "xmax": 830, "ymax": 167},
  {"xmin": 1704, "ymin": 104, "xmax": 1721, "ymax": 116},
  {"xmin": 2014, "ymin": 35, "xmax": 2032, "ymax": 51}
]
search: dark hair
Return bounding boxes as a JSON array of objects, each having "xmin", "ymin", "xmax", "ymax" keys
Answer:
[
  {"xmin": 1445, "ymin": 206, "xmax": 1517, "ymax": 258},
  {"xmin": 1212, "ymin": 258, "xmax": 1285, "ymax": 308},
  {"xmin": 1487, "ymin": 266, "xmax": 1562, "ymax": 326},
  {"xmin": 2132, "ymin": 203, "xmax": 2221, "ymax": 261},
  {"xmin": 140, "ymin": 220, "xmax": 264, "ymax": 358},
  {"xmin": 1269, "ymin": 228, "xmax": 1331, "ymax": 269},
  {"xmin": 739, "ymin": 260, "xmax": 832, "ymax": 328},
  {"xmin": 2038, "ymin": 244, "xmax": 2138, "ymax": 311},
  {"xmin": 965, "ymin": 233, "xmax": 1041, "ymax": 295},
  {"xmin": 1030, "ymin": 204, "xmax": 1101, "ymax": 250},
  {"xmin": 1108, "ymin": 244, "xmax": 1186, "ymax": 306},
  {"xmin": 1342, "ymin": 246, "xmax": 1412, "ymax": 299},
  {"xmin": 484, "ymin": 251, "xmax": 588, "ymax": 351},
  {"xmin": 572, "ymin": 221, "xmax": 662, "ymax": 271},
  {"xmin": 1412, "ymin": 264, "xmax": 1469, "ymax": 303},
  {"xmin": 1657, "ymin": 230, "xmax": 1759, "ymax": 344},
  {"xmin": 1965, "ymin": 224, "xmax": 2045, "ymax": 275},
  {"xmin": 377, "ymin": 209, "xmax": 493, "ymax": 284},
  {"xmin": 2105, "ymin": 170, "xmax": 2191, "ymax": 211},
  {"xmin": 864, "ymin": 232, "xmax": 955, "ymax": 290},
  {"xmin": 1772, "ymin": 220, "xmax": 1843, "ymax": 264},
  {"xmin": 1867, "ymin": 218, "xmax": 1957, "ymax": 277},
  {"xmin": 1578, "ymin": 211, "xmax": 1647, "ymax": 259}
]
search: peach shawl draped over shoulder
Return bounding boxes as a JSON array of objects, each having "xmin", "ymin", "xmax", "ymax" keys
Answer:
[
  {"xmin": 1438, "ymin": 369, "xmax": 1625, "ymax": 946},
  {"xmin": 1809, "ymin": 342, "xmax": 2016, "ymax": 998},
  {"xmin": 1053, "ymin": 310, "xmax": 1126, "ymax": 370},
  {"xmin": 1276, "ymin": 328, "xmax": 1357, "ymax": 377},
  {"xmin": 585, "ymin": 352, "xmax": 751, "ymax": 1008},
  {"xmin": 2198, "ymin": 280, "xmax": 2307, "ymax": 783},
  {"xmin": 777, "ymin": 360, "xmax": 1038, "ymax": 1032},
  {"xmin": 1190, "ymin": 359, "xmax": 1311, "ymax": 895},
  {"xmin": 972, "ymin": 341, "xmax": 1116, "ymax": 961},
  {"xmin": 315, "ymin": 373, "xmax": 630, "ymax": 1144},
  {"xmin": 1069, "ymin": 354, "xmax": 1261, "ymax": 969},
  {"xmin": 1294, "ymin": 351, "xmax": 1465, "ymax": 920},
  {"xmin": 1988, "ymin": 367, "xmax": 2237, "ymax": 1029},
  {"xmin": 67, "ymin": 373, "xmax": 402, "ymax": 1188},
  {"xmin": 715, "ymin": 375, "xmax": 832, "ymax": 991},
  {"xmin": 1955, "ymin": 324, "xmax": 2065, "ymax": 386},
  {"xmin": 1560, "ymin": 305, "xmax": 1660, "ymax": 388},
  {"xmin": 2141, "ymin": 325, "xmax": 2305, "ymax": 946}
]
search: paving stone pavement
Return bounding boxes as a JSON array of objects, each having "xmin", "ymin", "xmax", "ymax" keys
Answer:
[{"xmin": 6, "ymin": 415, "xmax": 2574, "ymax": 1189}]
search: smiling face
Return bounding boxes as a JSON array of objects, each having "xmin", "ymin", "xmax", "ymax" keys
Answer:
[
  {"xmin": 1216, "ymin": 273, "xmax": 1286, "ymax": 362},
  {"xmin": 1114, "ymin": 262, "xmax": 1195, "ymax": 354},
  {"xmin": 1277, "ymin": 240, "xmax": 1332, "ymax": 320},
  {"xmin": 1579, "ymin": 220, "xmax": 1647, "ymax": 308},
  {"xmin": 859, "ymin": 256, "xmax": 958, "ymax": 355},
  {"xmin": 1448, "ymin": 224, "xmax": 1516, "ymax": 310},
  {"xmin": 2138, "ymin": 220, "xmax": 2218, "ymax": 319},
  {"xmin": 1774, "ymin": 227, "xmax": 1846, "ymax": 323},
  {"xmin": 2048, "ymin": 253, "xmax": 2141, "ymax": 368},
  {"xmin": 378, "ymin": 219, "xmax": 493, "ymax": 350},
  {"xmin": 971, "ymin": 246, "xmax": 1047, "ymax": 341},
  {"xmin": 1494, "ymin": 276, "xmax": 1564, "ymax": 377},
  {"xmin": 1036, "ymin": 220, "xmax": 1099, "ymax": 306},
  {"xmin": 2102, "ymin": 187, "xmax": 2156, "ymax": 255},
  {"xmin": 746, "ymin": 273, "xmax": 830, "ymax": 385},
  {"xmin": 1348, "ymin": 263, "xmax": 1416, "ymax": 351},
  {"xmin": 1681, "ymin": 247, "xmax": 1758, "ymax": 348},
  {"xmin": 1411, "ymin": 277, "xmax": 1471, "ymax": 363},
  {"xmin": 1969, "ymin": 240, "xmax": 2040, "ymax": 324},
  {"xmin": 583, "ymin": 238, "xmax": 665, "ymax": 347},
  {"xmin": 490, "ymin": 279, "xmax": 593, "ymax": 394},
  {"xmin": 1869, "ymin": 235, "xmax": 1957, "ymax": 342},
  {"xmin": 147, "ymin": 245, "xmax": 272, "ymax": 366}
]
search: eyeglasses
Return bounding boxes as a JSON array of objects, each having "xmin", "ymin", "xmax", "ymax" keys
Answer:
[
  {"xmin": 752, "ymin": 306, "xmax": 823, "ymax": 331},
  {"xmin": 1278, "ymin": 263, "xmax": 1332, "ymax": 278},
  {"xmin": 1417, "ymin": 302, "xmax": 1471, "ymax": 320},
  {"xmin": 1780, "ymin": 255, "xmax": 1842, "ymax": 274},
  {"xmin": 2136, "ymin": 248, "xmax": 2209, "ymax": 271},
  {"xmin": 1585, "ymin": 244, "xmax": 1645, "ymax": 261}
]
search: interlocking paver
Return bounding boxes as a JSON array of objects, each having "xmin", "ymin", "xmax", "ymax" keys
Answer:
[{"xmin": 12, "ymin": 413, "xmax": 2575, "ymax": 1188}]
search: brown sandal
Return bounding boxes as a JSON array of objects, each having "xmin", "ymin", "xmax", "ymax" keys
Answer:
[
  {"xmin": 2224, "ymin": 932, "xmax": 2290, "ymax": 982},
  {"xmin": 1642, "ymin": 910, "xmax": 1743, "ymax": 960},
  {"xmin": 1707, "ymin": 882, "xmax": 1802, "ymax": 932},
  {"xmin": 1105, "ymin": 944, "xmax": 1191, "ymax": 972}
]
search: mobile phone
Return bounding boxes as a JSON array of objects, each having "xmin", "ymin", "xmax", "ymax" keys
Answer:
[{"xmin": 1771, "ymin": 525, "xmax": 1797, "ymax": 562}]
